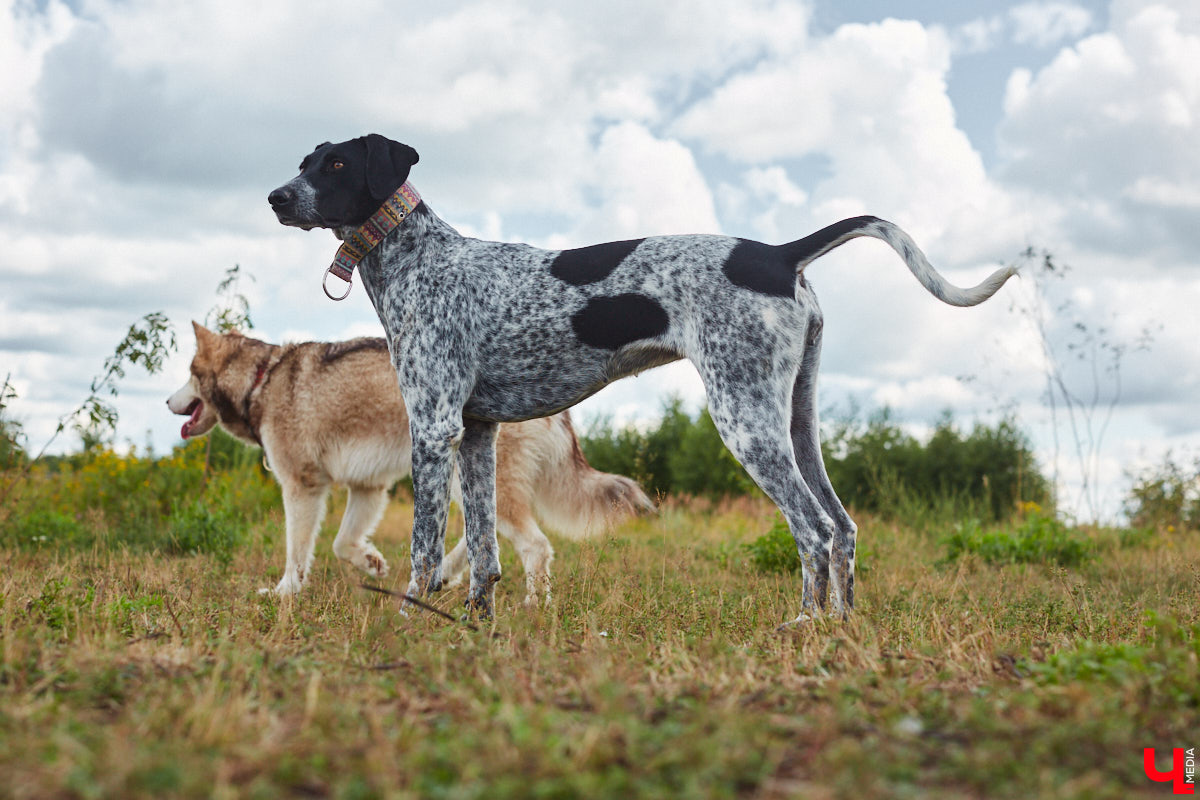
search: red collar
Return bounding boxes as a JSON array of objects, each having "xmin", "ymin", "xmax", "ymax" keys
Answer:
[
  {"xmin": 241, "ymin": 355, "xmax": 275, "ymax": 448},
  {"xmin": 251, "ymin": 359, "xmax": 270, "ymax": 391}
]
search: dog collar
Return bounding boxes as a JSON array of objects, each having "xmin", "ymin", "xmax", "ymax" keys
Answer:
[
  {"xmin": 323, "ymin": 182, "xmax": 422, "ymax": 301},
  {"xmin": 243, "ymin": 353, "xmax": 277, "ymax": 470}
]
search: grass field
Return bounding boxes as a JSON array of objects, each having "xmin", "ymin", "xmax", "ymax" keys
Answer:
[{"xmin": 2, "ymin": 492, "xmax": 1198, "ymax": 799}]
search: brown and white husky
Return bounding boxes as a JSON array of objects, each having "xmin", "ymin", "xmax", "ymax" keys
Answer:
[{"xmin": 167, "ymin": 323, "xmax": 654, "ymax": 603}]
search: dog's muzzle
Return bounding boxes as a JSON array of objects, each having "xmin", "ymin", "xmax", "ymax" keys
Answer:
[
  {"xmin": 267, "ymin": 187, "xmax": 291, "ymax": 208},
  {"xmin": 268, "ymin": 187, "xmax": 307, "ymax": 228}
]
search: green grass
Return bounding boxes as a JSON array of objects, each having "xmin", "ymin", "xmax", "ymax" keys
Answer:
[
  {"xmin": 940, "ymin": 511, "xmax": 1095, "ymax": 567},
  {"xmin": 1, "ymin": 492, "xmax": 1197, "ymax": 799}
]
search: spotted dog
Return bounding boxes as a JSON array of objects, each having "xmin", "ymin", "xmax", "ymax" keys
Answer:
[{"xmin": 268, "ymin": 133, "xmax": 1017, "ymax": 623}]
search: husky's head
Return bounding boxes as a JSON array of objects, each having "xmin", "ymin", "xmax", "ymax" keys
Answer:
[{"xmin": 167, "ymin": 322, "xmax": 269, "ymax": 443}]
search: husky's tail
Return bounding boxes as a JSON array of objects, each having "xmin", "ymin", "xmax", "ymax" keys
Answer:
[
  {"xmin": 531, "ymin": 412, "xmax": 656, "ymax": 540},
  {"xmin": 782, "ymin": 215, "xmax": 1018, "ymax": 307}
]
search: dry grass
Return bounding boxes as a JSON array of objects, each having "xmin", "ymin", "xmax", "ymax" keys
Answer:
[{"xmin": 2, "ymin": 494, "xmax": 1198, "ymax": 799}]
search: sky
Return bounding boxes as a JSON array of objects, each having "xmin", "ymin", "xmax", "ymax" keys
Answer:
[{"xmin": 2, "ymin": 0, "xmax": 1197, "ymax": 521}]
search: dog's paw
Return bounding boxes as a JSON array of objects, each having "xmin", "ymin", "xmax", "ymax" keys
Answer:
[
  {"xmin": 522, "ymin": 592, "xmax": 553, "ymax": 609},
  {"xmin": 463, "ymin": 572, "xmax": 501, "ymax": 619},
  {"xmin": 777, "ymin": 607, "xmax": 848, "ymax": 630},
  {"xmin": 358, "ymin": 549, "xmax": 389, "ymax": 579},
  {"xmin": 335, "ymin": 543, "xmax": 390, "ymax": 580},
  {"xmin": 462, "ymin": 597, "xmax": 494, "ymax": 622},
  {"xmin": 777, "ymin": 612, "xmax": 816, "ymax": 631},
  {"xmin": 260, "ymin": 576, "xmax": 303, "ymax": 596}
]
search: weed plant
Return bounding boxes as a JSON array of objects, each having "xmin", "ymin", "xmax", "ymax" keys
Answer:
[{"xmin": 940, "ymin": 507, "xmax": 1095, "ymax": 567}]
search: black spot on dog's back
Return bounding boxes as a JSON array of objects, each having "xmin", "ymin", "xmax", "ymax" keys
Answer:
[
  {"xmin": 779, "ymin": 216, "xmax": 879, "ymax": 265},
  {"xmin": 726, "ymin": 217, "xmax": 883, "ymax": 298},
  {"xmin": 571, "ymin": 294, "xmax": 669, "ymax": 350},
  {"xmin": 723, "ymin": 239, "xmax": 797, "ymax": 298},
  {"xmin": 551, "ymin": 239, "xmax": 645, "ymax": 286}
]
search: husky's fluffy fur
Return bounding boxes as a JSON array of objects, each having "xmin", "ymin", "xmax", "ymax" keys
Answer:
[{"xmin": 167, "ymin": 323, "xmax": 654, "ymax": 602}]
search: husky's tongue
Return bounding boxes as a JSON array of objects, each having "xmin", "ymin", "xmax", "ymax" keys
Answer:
[{"xmin": 181, "ymin": 399, "xmax": 203, "ymax": 439}]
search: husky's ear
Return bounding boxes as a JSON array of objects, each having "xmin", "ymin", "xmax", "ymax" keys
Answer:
[
  {"xmin": 192, "ymin": 321, "xmax": 218, "ymax": 349},
  {"xmin": 365, "ymin": 133, "xmax": 419, "ymax": 201}
]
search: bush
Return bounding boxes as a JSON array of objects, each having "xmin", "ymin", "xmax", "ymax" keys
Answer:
[
  {"xmin": 0, "ymin": 377, "xmax": 25, "ymax": 471},
  {"xmin": 582, "ymin": 400, "xmax": 1051, "ymax": 520},
  {"xmin": 1125, "ymin": 455, "xmax": 1199, "ymax": 532},
  {"xmin": 581, "ymin": 398, "xmax": 753, "ymax": 499},
  {"xmin": 823, "ymin": 409, "xmax": 1051, "ymax": 522},
  {"xmin": 745, "ymin": 516, "xmax": 800, "ymax": 574},
  {"xmin": 1, "ymin": 509, "xmax": 88, "ymax": 549},
  {"xmin": 0, "ymin": 432, "xmax": 278, "ymax": 557},
  {"xmin": 940, "ymin": 509, "xmax": 1094, "ymax": 568},
  {"xmin": 167, "ymin": 499, "xmax": 244, "ymax": 565}
]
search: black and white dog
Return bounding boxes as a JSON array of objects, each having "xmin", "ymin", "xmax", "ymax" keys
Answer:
[{"xmin": 268, "ymin": 133, "xmax": 1016, "ymax": 624}]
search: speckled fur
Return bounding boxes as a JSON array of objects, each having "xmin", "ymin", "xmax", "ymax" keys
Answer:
[{"xmin": 269, "ymin": 134, "xmax": 1017, "ymax": 623}]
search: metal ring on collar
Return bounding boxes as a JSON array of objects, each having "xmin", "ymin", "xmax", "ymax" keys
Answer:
[{"xmin": 323, "ymin": 266, "xmax": 353, "ymax": 301}]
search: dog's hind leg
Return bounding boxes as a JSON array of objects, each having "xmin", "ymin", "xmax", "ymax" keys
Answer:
[
  {"xmin": 456, "ymin": 418, "xmax": 503, "ymax": 617},
  {"xmin": 696, "ymin": 353, "xmax": 835, "ymax": 622},
  {"xmin": 332, "ymin": 486, "xmax": 390, "ymax": 580},
  {"xmin": 500, "ymin": 517, "xmax": 554, "ymax": 607},
  {"xmin": 443, "ymin": 516, "xmax": 553, "ymax": 606},
  {"xmin": 264, "ymin": 484, "xmax": 329, "ymax": 596},
  {"xmin": 790, "ymin": 324, "xmax": 857, "ymax": 617},
  {"xmin": 442, "ymin": 535, "xmax": 469, "ymax": 589}
]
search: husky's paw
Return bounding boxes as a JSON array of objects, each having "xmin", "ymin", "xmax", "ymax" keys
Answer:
[
  {"xmin": 522, "ymin": 592, "xmax": 552, "ymax": 609},
  {"xmin": 259, "ymin": 575, "xmax": 303, "ymax": 596},
  {"xmin": 522, "ymin": 577, "xmax": 551, "ymax": 608},
  {"xmin": 335, "ymin": 543, "xmax": 390, "ymax": 580},
  {"xmin": 357, "ymin": 549, "xmax": 389, "ymax": 580}
]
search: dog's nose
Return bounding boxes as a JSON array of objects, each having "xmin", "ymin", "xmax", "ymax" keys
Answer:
[{"xmin": 268, "ymin": 188, "xmax": 292, "ymax": 207}]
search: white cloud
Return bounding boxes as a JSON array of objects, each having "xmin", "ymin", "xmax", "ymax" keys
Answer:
[
  {"xmin": 1123, "ymin": 177, "xmax": 1200, "ymax": 208},
  {"xmin": 0, "ymin": 0, "xmax": 74, "ymax": 123},
  {"xmin": 560, "ymin": 122, "xmax": 721, "ymax": 243},
  {"xmin": 950, "ymin": 16, "xmax": 1007, "ymax": 55},
  {"xmin": 999, "ymin": 1, "xmax": 1200, "ymax": 259},
  {"xmin": 1009, "ymin": 2, "xmax": 1094, "ymax": 48},
  {"xmin": 950, "ymin": 2, "xmax": 1092, "ymax": 56}
]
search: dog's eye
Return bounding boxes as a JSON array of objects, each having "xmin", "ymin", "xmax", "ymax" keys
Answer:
[{"xmin": 331, "ymin": 159, "xmax": 344, "ymax": 170}]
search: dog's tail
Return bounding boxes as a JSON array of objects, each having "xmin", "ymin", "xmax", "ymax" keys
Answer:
[
  {"xmin": 530, "ymin": 412, "xmax": 656, "ymax": 540},
  {"xmin": 783, "ymin": 215, "xmax": 1018, "ymax": 307}
]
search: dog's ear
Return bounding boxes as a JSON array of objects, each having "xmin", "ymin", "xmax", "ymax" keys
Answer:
[
  {"xmin": 365, "ymin": 134, "xmax": 420, "ymax": 201},
  {"xmin": 192, "ymin": 321, "xmax": 219, "ymax": 352}
]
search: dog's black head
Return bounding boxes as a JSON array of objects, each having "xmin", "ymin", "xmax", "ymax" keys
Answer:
[{"xmin": 268, "ymin": 134, "xmax": 420, "ymax": 230}]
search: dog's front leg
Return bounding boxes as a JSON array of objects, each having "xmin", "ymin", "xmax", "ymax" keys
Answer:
[
  {"xmin": 457, "ymin": 418, "xmax": 502, "ymax": 617},
  {"xmin": 406, "ymin": 418, "xmax": 464, "ymax": 599}
]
